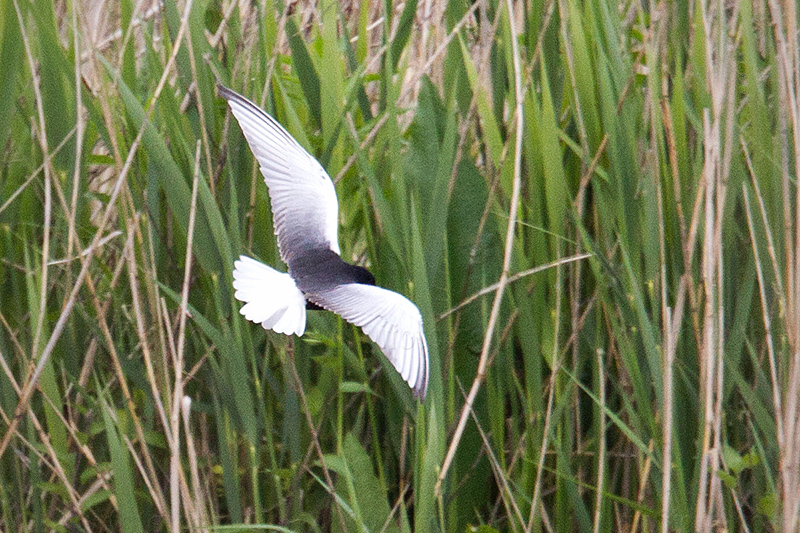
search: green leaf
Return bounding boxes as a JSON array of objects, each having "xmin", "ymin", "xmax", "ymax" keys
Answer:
[
  {"xmin": 0, "ymin": 0, "xmax": 23, "ymax": 151},
  {"xmin": 286, "ymin": 17, "xmax": 321, "ymax": 129},
  {"xmin": 390, "ymin": 0, "xmax": 417, "ymax": 70},
  {"xmin": 100, "ymin": 397, "xmax": 144, "ymax": 533},
  {"xmin": 110, "ymin": 60, "xmax": 225, "ymax": 275}
]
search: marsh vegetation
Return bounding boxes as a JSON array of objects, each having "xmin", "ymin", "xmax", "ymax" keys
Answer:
[{"xmin": 0, "ymin": 0, "xmax": 799, "ymax": 531}]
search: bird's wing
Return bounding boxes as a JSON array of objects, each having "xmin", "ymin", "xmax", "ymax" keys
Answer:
[
  {"xmin": 219, "ymin": 86, "xmax": 340, "ymax": 262},
  {"xmin": 308, "ymin": 283, "xmax": 429, "ymax": 399}
]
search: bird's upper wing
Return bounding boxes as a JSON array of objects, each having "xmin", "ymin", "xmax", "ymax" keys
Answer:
[
  {"xmin": 219, "ymin": 86, "xmax": 340, "ymax": 262},
  {"xmin": 308, "ymin": 283, "xmax": 429, "ymax": 399}
]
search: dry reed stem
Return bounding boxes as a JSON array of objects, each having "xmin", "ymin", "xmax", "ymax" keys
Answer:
[
  {"xmin": 695, "ymin": 110, "xmax": 721, "ymax": 533},
  {"xmin": 742, "ymin": 144, "xmax": 785, "ymax": 447},
  {"xmin": 170, "ymin": 139, "xmax": 202, "ymax": 530},
  {"xmin": 85, "ymin": 243, "xmax": 167, "ymax": 521},
  {"xmin": 631, "ymin": 440, "xmax": 655, "ymax": 533},
  {"xmin": 334, "ymin": 0, "xmax": 482, "ymax": 184},
  {"xmin": 439, "ymin": 2, "xmax": 506, "ymax": 385},
  {"xmin": 68, "ymin": 1, "xmax": 85, "ymax": 262},
  {"xmin": 182, "ymin": 396, "xmax": 208, "ymax": 528},
  {"xmin": 593, "ymin": 344, "xmax": 607, "ymax": 533},
  {"xmin": 57, "ymin": 476, "xmax": 113, "ymax": 528},
  {"xmin": 381, "ymin": 483, "xmax": 410, "ymax": 533},
  {"xmin": 464, "ymin": 382, "xmax": 526, "ymax": 529},
  {"xmin": 121, "ymin": 426, "xmax": 169, "ymax": 519},
  {"xmin": 125, "ymin": 226, "xmax": 172, "ymax": 519},
  {"xmin": 0, "ymin": 0, "xmax": 195, "ymax": 467},
  {"xmin": 694, "ymin": 0, "xmax": 738, "ymax": 528},
  {"xmin": 37, "ymin": 390, "xmax": 115, "ymax": 525},
  {"xmin": 0, "ymin": 410, "xmax": 93, "ymax": 524},
  {"xmin": 74, "ymin": 221, "xmax": 131, "ymax": 400},
  {"xmin": 436, "ymin": 0, "xmax": 525, "ymax": 495},
  {"xmin": 0, "ymin": 125, "xmax": 73, "ymax": 214},
  {"xmin": 742, "ymin": 141, "xmax": 788, "ymax": 319},
  {"xmin": 766, "ymin": 0, "xmax": 800, "ymax": 527},
  {"xmin": 438, "ymin": 253, "xmax": 592, "ymax": 320},
  {"xmin": 659, "ymin": 165, "xmax": 675, "ymax": 533},
  {"xmin": 650, "ymin": 4, "xmax": 674, "ymax": 529},
  {"xmin": 286, "ymin": 339, "xmax": 349, "ymax": 532},
  {"xmin": 185, "ymin": 26, "xmax": 215, "ymax": 192},
  {"xmin": 527, "ymin": 258, "xmax": 563, "ymax": 533},
  {"xmin": 0, "ymin": 351, "xmax": 93, "ymax": 529},
  {"xmin": 11, "ymin": 0, "xmax": 53, "ymax": 366}
]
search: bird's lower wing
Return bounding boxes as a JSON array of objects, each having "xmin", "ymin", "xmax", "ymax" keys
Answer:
[{"xmin": 307, "ymin": 283, "xmax": 429, "ymax": 399}]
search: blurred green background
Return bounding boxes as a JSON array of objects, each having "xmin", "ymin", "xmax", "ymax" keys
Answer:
[{"xmin": 0, "ymin": 0, "xmax": 798, "ymax": 531}]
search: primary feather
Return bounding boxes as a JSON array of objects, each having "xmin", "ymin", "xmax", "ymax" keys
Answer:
[
  {"xmin": 306, "ymin": 284, "xmax": 429, "ymax": 399},
  {"xmin": 219, "ymin": 85, "xmax": 340, "ymax": 262}
]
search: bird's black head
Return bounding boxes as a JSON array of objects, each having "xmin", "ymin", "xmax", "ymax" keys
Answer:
[{"xmin": 353, "ymin": 265, "xmax": 376, "ymax": 285}]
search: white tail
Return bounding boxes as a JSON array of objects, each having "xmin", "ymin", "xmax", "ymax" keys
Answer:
[{"xmin": 232, "ymin": 255, "xmax": 307, "ymax": 336}]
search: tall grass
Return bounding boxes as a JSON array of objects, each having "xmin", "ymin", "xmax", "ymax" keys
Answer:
[{"xmin": 0, "ymin": 0, "xmax": 798, "ymax": 531}]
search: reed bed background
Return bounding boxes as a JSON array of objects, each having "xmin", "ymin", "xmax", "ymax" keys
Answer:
[{"xmin": 1, "ymin": 0, "xmax": 798, "ymax": 531}]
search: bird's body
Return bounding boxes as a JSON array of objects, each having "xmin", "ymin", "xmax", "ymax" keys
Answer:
[
  {"xmin": 289, "ymin": 247, "xmax": 375, "ymax": 294},
  {"xmin": 220, "ymin": 85, "xmax": 429, "ymax": 399}
]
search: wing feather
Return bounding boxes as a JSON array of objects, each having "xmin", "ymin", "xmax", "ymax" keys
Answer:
[
  {"xmin": 219, "ymin": 86, "xmax": 340, "ymax": 262},
  {"xmin": 308, "ymin": 284, "xmax": 429, "ymax": 399}
]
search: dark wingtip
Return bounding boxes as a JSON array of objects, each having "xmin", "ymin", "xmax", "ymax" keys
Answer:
[
  {"xmin": 413, "ymin": 362, "xmax": 428, "ymax": 401},
  {"xmin": 415, "ymin": 364, "xmax": 428, "ymax": 401},
  {"xmin": 217, "ymin": 84, "xmax": 236, "ymax": 101},
  {"xmin": 417, "ymin": 334, "xmax": 430, "ymax": 401}
]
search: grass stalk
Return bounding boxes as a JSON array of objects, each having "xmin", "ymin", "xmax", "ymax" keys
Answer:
[
  {"xmin": 1, "ymin": 0, "xmax": 798, "ymax": 530},
  {"xmin": 170, "ymin": 139, "xmax": 202, "ymax": 530},
  {"xmin": 437, "ymin": 0, "xmax": 525, "ymax": 493}
]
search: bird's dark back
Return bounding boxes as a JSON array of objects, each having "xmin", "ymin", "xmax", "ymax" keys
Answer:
[{"xmin": 289, "ymin": 248, "xmax": 375, "ymax": 294}]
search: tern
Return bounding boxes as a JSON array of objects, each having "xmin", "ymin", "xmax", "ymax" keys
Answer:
[{"xmin": 219, "ymin": 85, "xmax": 429, "ymax": 399}]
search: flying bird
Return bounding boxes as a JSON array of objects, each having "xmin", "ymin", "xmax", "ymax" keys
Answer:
[{"xmin": 219, "ymin": 85, "xmax": 429, "ymax": 400}]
